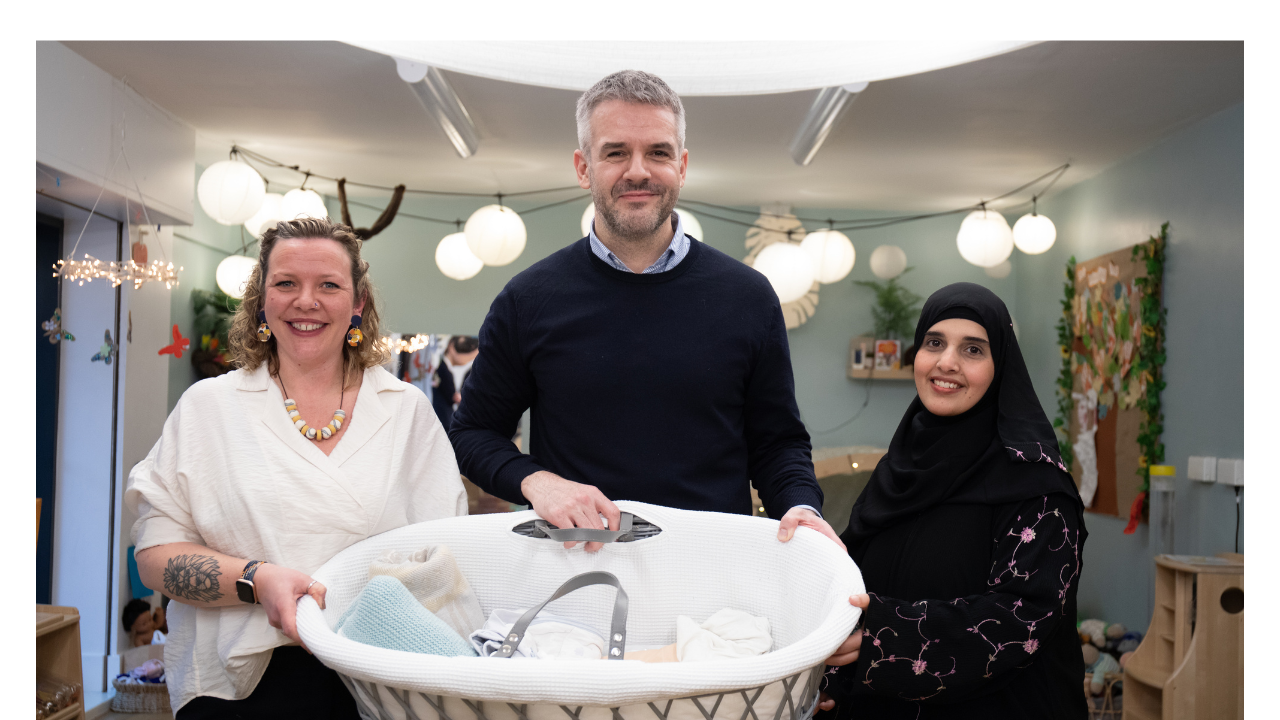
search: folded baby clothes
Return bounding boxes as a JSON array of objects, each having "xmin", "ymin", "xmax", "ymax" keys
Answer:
[
  {"xmin": 675, "ymin": 608, "xmax": 772, "ymax": 662},
  {"xmin": 369, "ymin": 545, "xmax": 486, "ymax": 639},
  {"xmin": 336, "ymin": 575, "xmax": 478, "ymax": 657},
  {"xmin": 471, "ymin": 608, "xmax": 607, "ymax": 660}
]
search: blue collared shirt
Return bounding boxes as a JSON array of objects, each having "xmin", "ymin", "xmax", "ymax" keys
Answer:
[
  {"xmin": 588, "ymin": 212, "xmax": 691, "ymax": 274},
  {"xmin": 586, "ymin": 208, "xmax": 823, "ymax": 520}
]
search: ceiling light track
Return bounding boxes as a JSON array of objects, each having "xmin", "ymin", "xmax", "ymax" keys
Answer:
[
  {"xmin": 790, "ymin": 82, "xmax": 869, "ymax": 167},
  {"xmin": 396, "ymin": 58, "xmax": 481, "ymax": 159}
]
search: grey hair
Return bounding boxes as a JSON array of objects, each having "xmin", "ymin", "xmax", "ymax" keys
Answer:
[{"xmin": 575, "ymin": 70, "xmax": 686, "ymax": 157}]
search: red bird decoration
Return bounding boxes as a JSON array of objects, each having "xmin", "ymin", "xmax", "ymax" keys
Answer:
[{"xmin": 159, "ymin": 324, "xmax": 191, "ymax": 359}]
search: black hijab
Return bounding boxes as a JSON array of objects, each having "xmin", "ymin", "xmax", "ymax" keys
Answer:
[{"xmin": 841, "ymin": 282, "xmax": 1082, "ymax": 546}]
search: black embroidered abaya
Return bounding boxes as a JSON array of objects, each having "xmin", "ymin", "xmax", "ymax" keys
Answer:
[{"xmin": 820, "ymin": 282, "xmax": 1089, "ymax": 720}]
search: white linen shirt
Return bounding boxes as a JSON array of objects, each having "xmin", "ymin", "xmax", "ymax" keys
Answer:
[{"xmin": 125, "ymin": 362, "xmax": 467, "ymax": 713}]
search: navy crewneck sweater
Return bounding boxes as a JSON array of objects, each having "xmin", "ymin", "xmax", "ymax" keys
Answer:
[{"xmin": 448, "ymin": 237, "xmax": 822, "ymax": 517}]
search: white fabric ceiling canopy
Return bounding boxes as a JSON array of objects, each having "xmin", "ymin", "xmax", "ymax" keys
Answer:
[{"xmin": 346, "ymin": 41, "xmax": 1034, "ymax": 96}]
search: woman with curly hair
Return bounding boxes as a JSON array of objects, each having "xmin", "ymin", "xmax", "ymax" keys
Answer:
[{"xmin": 126, "ymin": 218, "xmax": 467, "ymax": 719}]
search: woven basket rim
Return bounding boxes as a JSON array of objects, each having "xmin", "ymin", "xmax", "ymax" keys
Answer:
[{"xmin": 112, "ymin": 678, "xmax": 169, "ymax": 693}]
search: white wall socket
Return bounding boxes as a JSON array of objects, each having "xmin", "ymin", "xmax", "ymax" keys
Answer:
[
  {"xmin": 1188, "ymin": 456, "xmax": 1217, "ymax": 482},
  {"xmin": 1215, "ymin": 458, "xmax": 1244, "ymax": 487}
]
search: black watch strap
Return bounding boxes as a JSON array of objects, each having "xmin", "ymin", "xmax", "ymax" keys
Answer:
[{"xmin": 236, "ymin": 561, "xmax": 266, "ymax": 604}]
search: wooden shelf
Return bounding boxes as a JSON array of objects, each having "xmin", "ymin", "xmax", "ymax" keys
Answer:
[
  {"xmin": 45, "ymin": 704, "xmax": 83, "ymax": 720},
  {"xmin": 37, "ymin": 611, "xmax": 79, "ymax": 638},
  {"xmin": 37, "ymin": 604, "xmax": 85, "ymax": 720},
  {"xmin": 1123, "ymin": 554, "xmax": 1243, "ymax": 719},
  {"xmin": 847, "ymin": 366, "xmax": 914, "ymax": 380}
]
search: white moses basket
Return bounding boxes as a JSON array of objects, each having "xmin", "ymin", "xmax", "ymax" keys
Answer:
[{"xmin": 297, "ymin": 501, "xmax": 864, "ymax": 720}]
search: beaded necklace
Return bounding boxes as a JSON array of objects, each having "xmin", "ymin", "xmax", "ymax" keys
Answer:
[{"xmin": 277, "ymin": 375, "xmax": 346, "ymax": 441}]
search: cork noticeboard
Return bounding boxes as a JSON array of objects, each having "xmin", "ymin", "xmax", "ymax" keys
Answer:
[{"xmin": 1067, "ymin": 245, "xmax": 1152, "ymax": 519}]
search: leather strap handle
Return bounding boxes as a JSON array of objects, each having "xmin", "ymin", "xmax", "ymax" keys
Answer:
[{"xmin": 492, "ymin": 571, "xmax": 629, "ymax": 660}]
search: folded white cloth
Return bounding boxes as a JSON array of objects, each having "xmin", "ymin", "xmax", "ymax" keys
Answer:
[
  {"xmin": 369, "ymin": 545, "xmax": 485, "ymax": 639},
  {"xmin": 471, "ymin": 608, "xmax": 607, "ymax": 660},
  {"xmin": 676, "ymin": 608, "xmax": 772, "ymax": 662}
]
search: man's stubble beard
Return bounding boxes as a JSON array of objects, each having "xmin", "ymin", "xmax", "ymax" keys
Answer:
[{"xmin": 589, "ymin": 166, "xmax": 679, "ymax": 243}]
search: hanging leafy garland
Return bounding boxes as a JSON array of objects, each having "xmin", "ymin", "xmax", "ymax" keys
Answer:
[
  {"xmin": 1130, "ymin": 223, "xmax": 1169, "ymax": 503},
  {"xmin": 1052, "ymin": 256, "xmax": 1077, "ymax": 470}
]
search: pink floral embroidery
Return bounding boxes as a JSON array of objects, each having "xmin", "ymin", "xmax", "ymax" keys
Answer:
[
  {"xmin": 861, "ymin": 597, "xmax": 957, "ymax": 701},
  {"xmin": 841, "ymin": 495, "xmax": 1082, "ymax": 705}
]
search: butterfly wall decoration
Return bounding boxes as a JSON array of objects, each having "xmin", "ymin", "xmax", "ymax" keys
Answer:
[
  {"xmin": 91, "ymin": 329, "xmax": 118, "ymax": 364},
  {"xmin": 158, "ymin": 324, "xmax": 190, "ymax": 359},
  {"xmin": 41, "ymin": 308, "xmax": 75, "ymax": 344}
]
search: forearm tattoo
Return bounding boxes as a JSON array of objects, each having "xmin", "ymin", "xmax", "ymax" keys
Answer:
[{"xmin": 163, "ymin": 554, "xmax": 223, "ymax": 603}]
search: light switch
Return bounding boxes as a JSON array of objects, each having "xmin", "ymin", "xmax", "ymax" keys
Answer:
[
  {"xmin": 1188, "ymin": 456, "xmax": 1217, "ymax": 482},
  {"xmin": 1215, "ymin": 458, "xmax": 1244, "ymax": 487}
]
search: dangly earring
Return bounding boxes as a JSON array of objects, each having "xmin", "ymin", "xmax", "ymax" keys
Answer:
[
  {"xmin": 257, "ymin": 310, "xmax": 272, "ymax": 342},
  {"xmin": 346, "ymin": 315, "xmax": 363, "ymax": 347}
]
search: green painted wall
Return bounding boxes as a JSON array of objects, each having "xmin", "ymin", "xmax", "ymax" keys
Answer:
[
  {"xmin": 166, "ymin": 165, "xmax": 247, "ymax": 413},
  {"xmin": 1016, "ymin": 103, "xmax": 1244, "ymax": 632}
]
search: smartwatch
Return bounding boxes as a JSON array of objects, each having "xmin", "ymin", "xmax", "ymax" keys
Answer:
[{"xmin": 236, "ymin": 560, "xmax": 267, "ymax": 604}]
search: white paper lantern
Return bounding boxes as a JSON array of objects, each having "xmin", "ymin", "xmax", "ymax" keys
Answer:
[
  {"xmin": 1013, "ymin": 212, "xmax": 1057, "ymax": 254},
  {"xmin": 956, "ymin": 209, "xmax": 1014, "ymax": 268},
  {"xmin": 465, "ymin": 205, "xmax": 527, "ymax": 266},
  {"xmin": 435, "ymin": 232, "xmax": 484, "ymax": 280},
  {"xmin": 281, "ymin": 188, "xmax": 329, "ymax": 221},
  {"xmin": 984, "ymin": 259, "xmax": 1012, "ymax": 279},
  {"xmin": 581, "ymin": 203, "xmax": 595, "ymax": 237},
  {"xmin": 753, "ymin": 242, "xmax": 816, "ymax": 304},
  {"xmin": 243, "ymin": 193, "xmax": 284, "ymax": 237},
  {"xmin": 869, "ymin": 245, "xmax": 908, "ymax": 279},
  {"xmin": 675, "ymin": 208, "xmax": 703, "ymax": 242},
  {"xmin": 799, "ymin": 229, "xmax": 855, "ymax": 284},
  {"xmin": 197, "ymin": 160, "xmax": 266, "ymax": 225},
  {"xmin": 216, "ymin": 254, "xmax": 258, "ymax": 299}
]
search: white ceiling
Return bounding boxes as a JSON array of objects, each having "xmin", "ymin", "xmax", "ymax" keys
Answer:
[{"xmin": 60, "ymin": 41, "xmax": 1242, "ymax": 212}]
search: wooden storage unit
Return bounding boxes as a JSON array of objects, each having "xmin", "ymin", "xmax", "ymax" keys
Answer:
[
  {"xmin": 36, "ymin": 604, "xmax": 86, "ymax": 720},
  {"xmin": 1123, "ymin": 554, "xmax": 1243, "ymax": 720}
]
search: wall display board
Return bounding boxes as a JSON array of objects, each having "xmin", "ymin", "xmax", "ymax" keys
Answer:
[{"xmin": 1058, "ymin": 225, "xmax": 1167, "ymax": 528}]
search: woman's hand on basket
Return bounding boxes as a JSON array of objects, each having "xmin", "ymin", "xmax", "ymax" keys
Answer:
[
  {"xmin": 825, "ymin": 594, "xmax": 870, "ymax": 667},
  {"xmin": 254, "ymin": 563, "xmax": 327, "ymax": 649},
  {"xmin": 521, "ymin": 470, "xmax": 621, "ymax": 553},
  {"xmin": 776, "ymin": 507, "xmax": 847, "ymax": 552},
  {"xmin": 816, "ymin": 594, "xmax": 871, "ymax": 711}
]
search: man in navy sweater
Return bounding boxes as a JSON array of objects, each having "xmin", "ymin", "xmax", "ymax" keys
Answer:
[{"xmin": 449, "ymin": 70, "xmax": 841, "ymax": 552}]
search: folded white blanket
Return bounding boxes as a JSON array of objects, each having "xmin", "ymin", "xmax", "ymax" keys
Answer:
[
  {"xmin": 471, "ymin": 608, "xmax": 607, "ymax": 660},
  {"xmin": 676, "ymin": 608, "xmax": 772, "ymax": 662},
  {"xmin": 369, "ymin": 545, "xmax": 486, "ymax": 639}
]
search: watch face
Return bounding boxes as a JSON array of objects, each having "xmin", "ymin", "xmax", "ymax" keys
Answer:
[{"xmin": 236, "ymin": 579, "xmax": 257, "ymax": 604}]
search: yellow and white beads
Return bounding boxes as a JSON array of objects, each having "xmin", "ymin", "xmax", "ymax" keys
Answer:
[{"xmin": 284, "ymin": 399, "xmax": 345, "ymax": 442}]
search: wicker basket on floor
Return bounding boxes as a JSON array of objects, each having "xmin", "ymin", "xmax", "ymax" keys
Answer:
[{"xmin": 110, "ymin": 679, "xmax": 172, "ymax": 714}]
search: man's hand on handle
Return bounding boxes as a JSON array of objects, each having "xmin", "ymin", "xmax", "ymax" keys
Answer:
[
  {"xmin": 521, "ymin": 471, "xmax": 621, "ymax": 553},
  {"xmin": 776, "ymin": 506, "xmax": 847, "ymax": 552}
]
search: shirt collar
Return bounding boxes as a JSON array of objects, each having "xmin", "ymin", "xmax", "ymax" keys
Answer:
[{"xmin": 588, "ymin": 211, "xmax": 688, "ymax": 274}]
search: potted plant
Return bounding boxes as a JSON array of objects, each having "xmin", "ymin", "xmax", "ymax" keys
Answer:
[
  {"xmin": 854, "ymin": 269, "xmax": 923, "ymax": 366},
  {"xmin": 190, "ymin": 288, "xmax": 240, "ymax": 379}
]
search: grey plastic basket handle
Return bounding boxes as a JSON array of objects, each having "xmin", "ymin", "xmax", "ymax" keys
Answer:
[
  {"xmin": 533, "ymin": 511, "xmax": 635, "ymax": 544},
  {"xmin": 492, "ymin": 571, "xmax": 629, "ymax": 660}
]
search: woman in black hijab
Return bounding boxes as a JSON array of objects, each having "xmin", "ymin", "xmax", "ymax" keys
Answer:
[{"xmin": 818, "ymin": 282, "xmax": 1088, "ymax": 719}]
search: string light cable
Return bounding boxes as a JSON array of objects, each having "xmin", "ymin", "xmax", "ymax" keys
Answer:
[
  {"xmin": 231, "ymin": 145, "xmax": 1069, "ymax": 241},
  {"xmin": 53, "ymin": 116, "xmax": 182, "ymax": 289}
]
